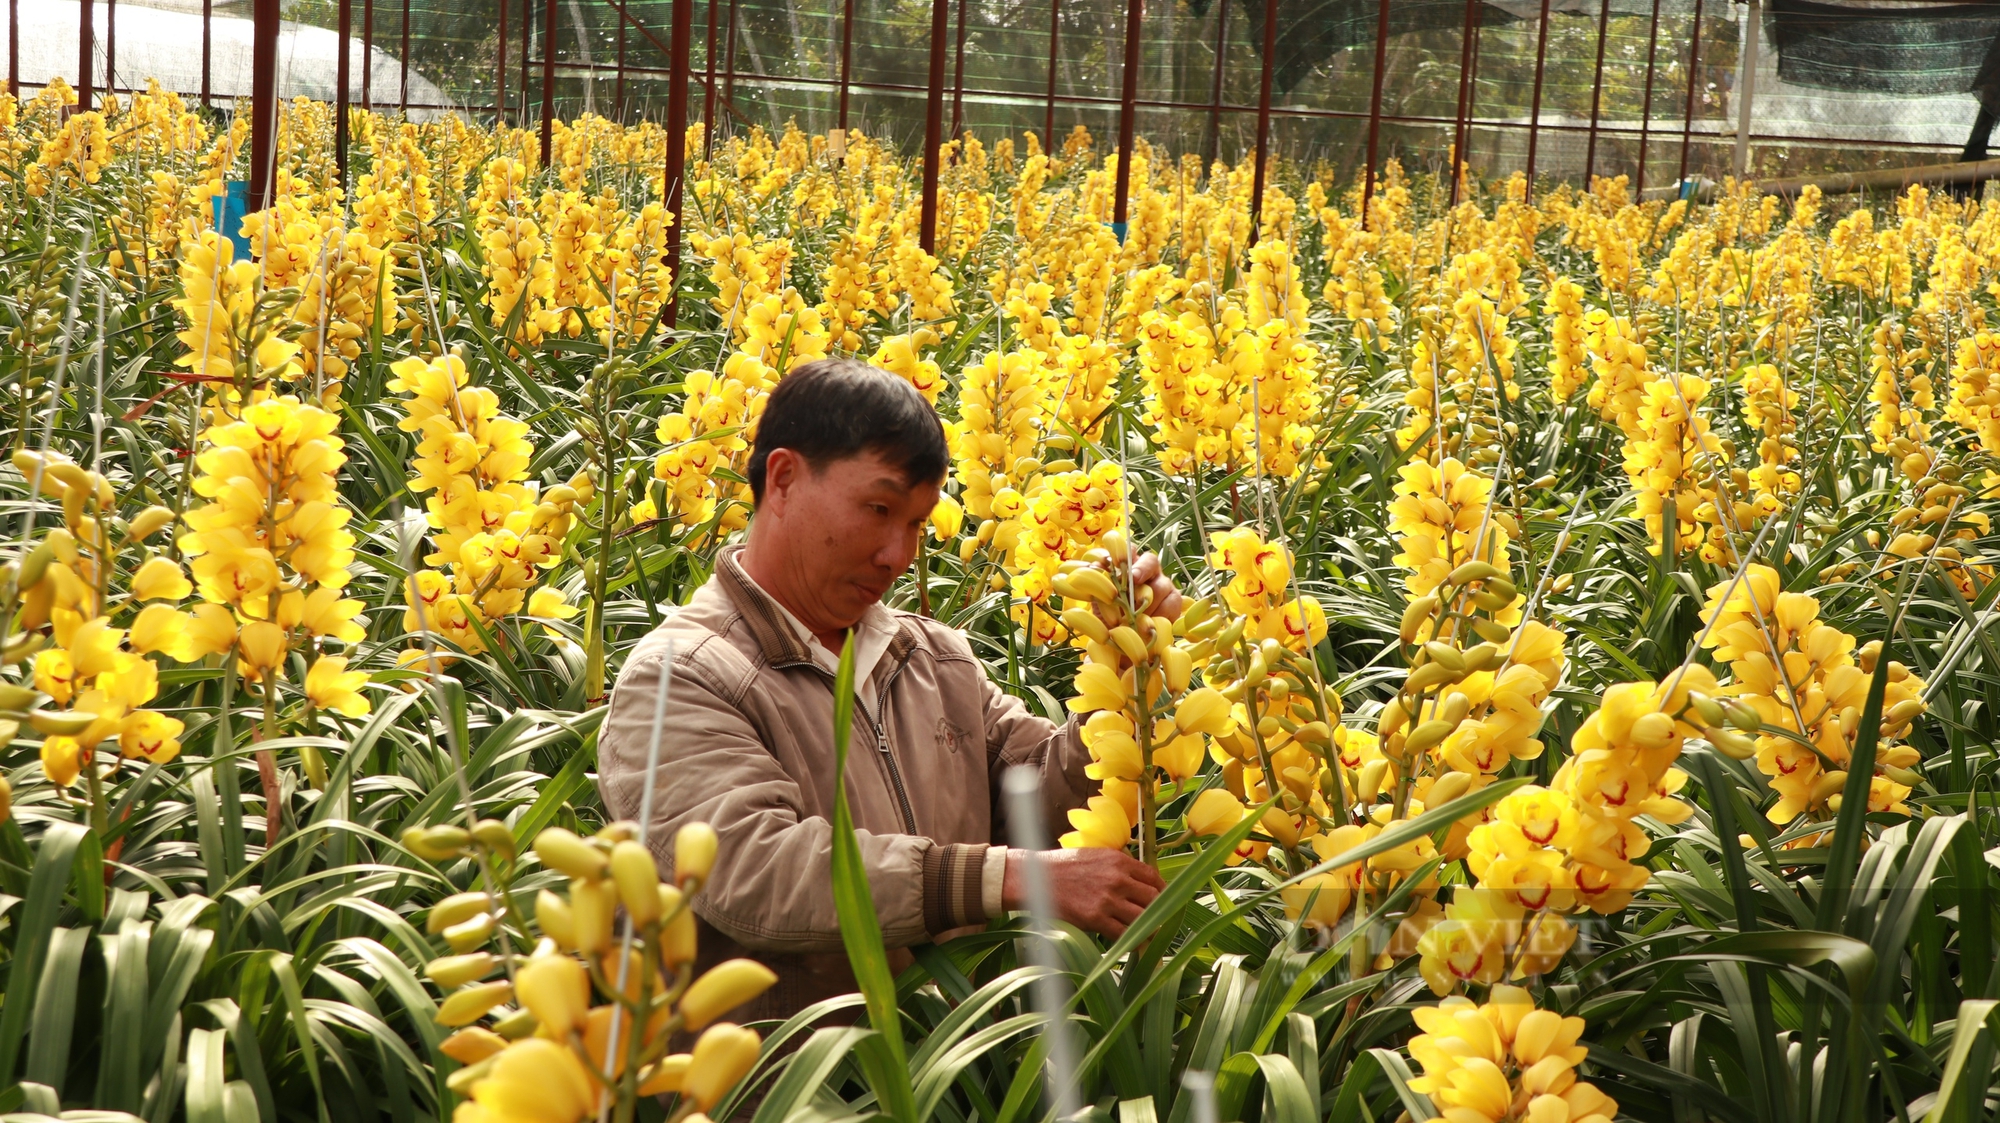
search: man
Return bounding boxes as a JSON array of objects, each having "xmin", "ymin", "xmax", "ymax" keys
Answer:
[{"xmin": 599, "ymin": 357, "xmax": 1164, "ymax": 1024}]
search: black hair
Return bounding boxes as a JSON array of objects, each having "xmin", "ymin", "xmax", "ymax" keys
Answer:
[{"xmin": 746, "ymin": 358, "xmax": 950, "ymax": 502}]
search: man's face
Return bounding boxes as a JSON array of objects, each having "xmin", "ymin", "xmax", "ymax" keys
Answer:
[{"xmin": 759, "ymin": 446, "xmax": 941, "ymax": 631}]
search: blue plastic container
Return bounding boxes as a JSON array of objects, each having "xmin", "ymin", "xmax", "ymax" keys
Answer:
[{"xmin": 212, "ymin": 180, "xmax": 252, "ymax": 260}]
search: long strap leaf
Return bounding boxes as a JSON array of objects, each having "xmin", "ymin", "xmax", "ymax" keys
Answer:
[
  {"xmin": 829, "ymin": 632, "xmax": 921, "ymax": 1123},
  {"xmin": 0, "ymin": 821, "xmax": 85, "ymax": 1087}
]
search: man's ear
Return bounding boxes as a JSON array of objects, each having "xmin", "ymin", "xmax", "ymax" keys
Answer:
[{"xmin": 763, "ymin": 448, "xmax": 801, "ymax": 507}]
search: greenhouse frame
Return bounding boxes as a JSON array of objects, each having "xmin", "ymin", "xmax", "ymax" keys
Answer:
[{"xmin": 18, "ymin": 1, "xmax": 2000, "ymax": 220}]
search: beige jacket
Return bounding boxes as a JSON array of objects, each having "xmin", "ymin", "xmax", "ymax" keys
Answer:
[{"xmin": 598, "ymin": 545, "xmax": 1092, "ymax": 1022}]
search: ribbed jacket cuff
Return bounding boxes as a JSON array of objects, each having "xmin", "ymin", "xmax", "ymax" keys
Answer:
[{"xmin": 922, "ymin": 842, "xmax": 991, "ymax": 934}]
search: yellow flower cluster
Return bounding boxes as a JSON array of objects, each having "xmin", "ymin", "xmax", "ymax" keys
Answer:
[
  {"xmin": 1388, "ymin": 457, "xmax": 1514, "ymax": 602},
  {"xmin": 1404, "ymin": 987, "xmax": 1618, "ymax": 1123},
  {"xmin": 1581, "ymin": 310, "xmax": 1653, "ymax": 438},
  {"xmin": 1197, "ymin": 529, "xmax": 1347, "ymax": 871},
  {"xmin": 1316, "ymin": 203, "xmax": 1395, "ymax": 344},
  {"xmin": 11, "ymin": 452, "xmax": 188, "ymax": 791},
  {"xmin": 1004, "ymin": 462, "xmax": 1127, "ymax": 646},
  {"xmin": 871, "ymin": 330, "xmax": 945, "ymax": 404},
  {"xmin": 1700, "ymin": 565, "xmax": 1926, "ymax": 826},
  {"xmin": 1135, "ymin": 305, "xmax": 1261, "ymax": 477},
  {"xmin": 173, "ymin": 231, "xmax": 306, "ymax": 384},
  {"xmin": 1870, "ymin": 316, "xmax": 1934, "ymax": 456},
  {"xmin": 1947, "ymin": 329, "xmax": 2000, "ymax": 456},
  {"xmin": 26, "ymin": 109, "xmax": 110, "ymax": 196},
  {"xmin": 1622, "ymin": 373, "xmax": 1730, "ymax": 559},
  {"xmin": 1739, "ymin": 362, "xmax": 1801, "ymax": 517},
  {"xmin": 949, "ymin": 349, "xmax": 1060, "ymax": 552},
  {"xmin": 649, "ymin": 302, "xmax": 829, "ymax": 535},
  {"xmin": 178, "ymin": 396, "xmax": 368, "ymax": 707},
  {"xmin": 1546, "ymin": 277, "xmax": 1588, "ymax": 402},
  {"xmin": 238, "ymin": 172, "xmax": 384, "ymax": 405},
  {"xmin": 474, "ymin": 156, "xmax": 556, "ymax": 347},
  {"xmin": 1060, "ymin": 534, "xmax": 1203, "ymax": 857},
  {"xmin": 415, "ymin": 817, "xmax": 772, "ymax": 1123},
  {"xmin": 602, "ymin": 202, "xmax": 677, "ymax": 344},
  {"xmin": 388, "ymin": 354, "xmax": 582, "ymax": 656}
]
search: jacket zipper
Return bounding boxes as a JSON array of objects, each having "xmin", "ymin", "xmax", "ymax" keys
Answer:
[
  {"xmin": 868, "ymin": 660, "xmax": 919, "ymax": 834},
  {"xmin": 795, "ymin": 653, "xmax": 920, "ymax": 835}
]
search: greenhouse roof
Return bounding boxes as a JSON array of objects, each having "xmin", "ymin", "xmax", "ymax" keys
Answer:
[{"xmin": 4, "ymin": 1, "xmax": 452, "ymax": 111}]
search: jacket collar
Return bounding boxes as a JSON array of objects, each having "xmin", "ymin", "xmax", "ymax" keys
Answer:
[{"xmin": 713, "ymin": 544, "xmax": 921, "ymax": 671}]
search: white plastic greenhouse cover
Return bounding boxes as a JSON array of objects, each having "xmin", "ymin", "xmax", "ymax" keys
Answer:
[{"xmin": 3, "ymin": 1, "xmax": 454, "ymax": 112}]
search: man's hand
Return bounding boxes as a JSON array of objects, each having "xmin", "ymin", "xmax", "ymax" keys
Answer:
[
  {"xmin": 1129, "ymin": 552, "xmax": 1184, "ymax": 621},
  {"xmin": 1001, "ymin": 848, "xmax": 1165, "ymax": 939}
]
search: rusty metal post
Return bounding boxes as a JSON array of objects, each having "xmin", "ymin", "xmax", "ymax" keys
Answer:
[
  {"xmin": 920, "ymin": 0, "xmax": 948, "ymax": 251},
  {"xmin": 1523, "ymin": 0, "xmax": 1552, "ymax": 198},
  {"xmin": 1583, "ymin": 0, "xmax": 1609, "ymax": 184},
  {"xmin": 665, "ymin": 0, "xmax": 692, "ymax": 326},
  {"xmin": 837, "ymin": 0, "xmax": 854, "ymax": 129},
  {"xmin": 1043, "ymin": 0, "xmax": 1060, "ymax": 148},
  {"xmin": 723, "ymin": 0, "xmax": 738, "ymax": 122},
  {"xmin": 1636, "ymin": 0, "xmax": 1661, "ymax": 193},
  {"xmin": 497, "ymin": 0, "xmax": 508, "ymax": 123},
  {"xmin": 9, "ymin": 0, "xmax": 19, "ymax": 101},
  {"xmin": 338, "ymin": 0, "xmax": 351, "ymax": 183},
  {"xmin": 79, "ymin": 0, "xmax": 93, "ymax": 110},
  {"xmin": 1247, "ymin": 0, "xmax": 1275, "ymax": 242},
  {"xmin": 363, "ymin": 0, "xmax": 373, "ymax": 111},
  {"xmin": 1203, "ymin": 0, "xmax": 1226, "ymax": 167},
  {"xmin": 1113, "ymin": 0, "xmax": 1142, "ymax": 229},
  {"xmin": 1360, "ymin": 0, "xmax": 1389, "ymax": 225},
  {"xmin": 250, "ymin": 0, "xmax": 279, "ymax": 209},
  {"xmin": 401, "ymin": 0, "xmax": 411, "ymax": 113},
  {"xmin": 203, "ymin": 0, "xmax": 213, "ymax": 106},
  {"xmin": 540, "ymin": 0, "xmax": 557, "ymax": 163},
  {"xmin": 107, "ymin": 0, "xmax": 116, "ymax": 99},
  {"xmin": 951, "ymin": 0, "xmax": 968, "ymax": 137},
  {"xmin": 1677, "ymin": 0, "xmax": 1704, "ymax": 186},
  {"xmin": 1449, "ymin": 0, "xmax": 1477, "ymax": 204},
  {"xmin": 520, "ymin": 0, "xmax": 533, "ymax": 122},
  {"xmin": 704, "ymin": 0, "xmax": 719, "ymax": 153}
]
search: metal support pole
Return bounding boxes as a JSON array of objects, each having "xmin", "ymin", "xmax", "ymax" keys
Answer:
[
  {"xmin": 9, "ymin": 0, "xmax": 19, "ymax": 101},
  {"xmin": 1583, "ymin": 0, "xmax": 1609, "ymax": 184},
  {"xmin": 723, "ymin": 0, "xmax": 739, "ymax": 126},
  {"xmin": 520, "ymin": 0, "xmax": 533, "ymax": 123},
  {"xmin": 1043, "ymin": 0, "xmax": 1060, "ymax": 148},
  {"xmin": 704, "ymin": 0, "xmax": 718, "ymax": 154},
  {"xmin": 665, "ymin": 0, "xmax": 692, "ymax": 326},
  {"xmin": 363, "ymin": 0, "xmax": 373, "ymax": 111},
  {"xmin": 540, "ymin": 0, "xmax": 557, "ymax": 164},
  {"xmin": 1113, "ymin": 0, "xmax": 1142, "ymax": 229},
  {"xmin": 202, "ymin": 0, "xmax": 212, "ymax": 106},
  {"xmin": 1449, "ymin": 0, "xmax": 1478, "ymax": 205},
  {"xmin": 1523, "ymin": 0, "xmax": 1552, "ymax": 198},
  {"xmin": 1677, "ymin": 0, "xmax": 1704, "ymax": 185},
  {"xmin": 1733, "ymin": 0, "xmax": 1759, "ymax": 178},
  {"xmin": 1247, "ymin": 0, "xmax": 1275, "ymax": 242},
  {"xmin": 400, "ymin": 0, "xmax": 410, "ymax": 114},
  {"xmin": 106, "ymin": 0, "xmax": 116, "ymax": 100},
  {"xmin": 951, "ymin": 0, "xmax": 968, "ymax": 137},
  {"xmin": 616, "ymin": 11, "xmax": 628, "ymax": 120},
  {"xmin": 250, "ymin": 0, "xmax": 279, "ymax": 210},
  {"xmin": 1203, "ymin": 0, "xmax": 1226, "ymax": 167},
  {"xmin": 1636, "ymin": 0, "xmax": 1661, "ymax": 193},
  {"xmin": 338, "ymin": 0, "xmax": 351, "ymax": 184},
  {"xmin": 1360, "ymin": 0, "xmax": 1389, "ymax": 225},
  {"xmin": 79, "ymin": 0, "xmax": 94, "ymax": 111},
  {"xmin": 837, "ymin": 0, "xmax": 854, "ymax": 129},
  {"xmin": 920, "ymin": 0, "xmax": 948, "ymax": 252},
  {"xmin": 497, "ymin": 0, "xmax": 508, "ymax": 123}
]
